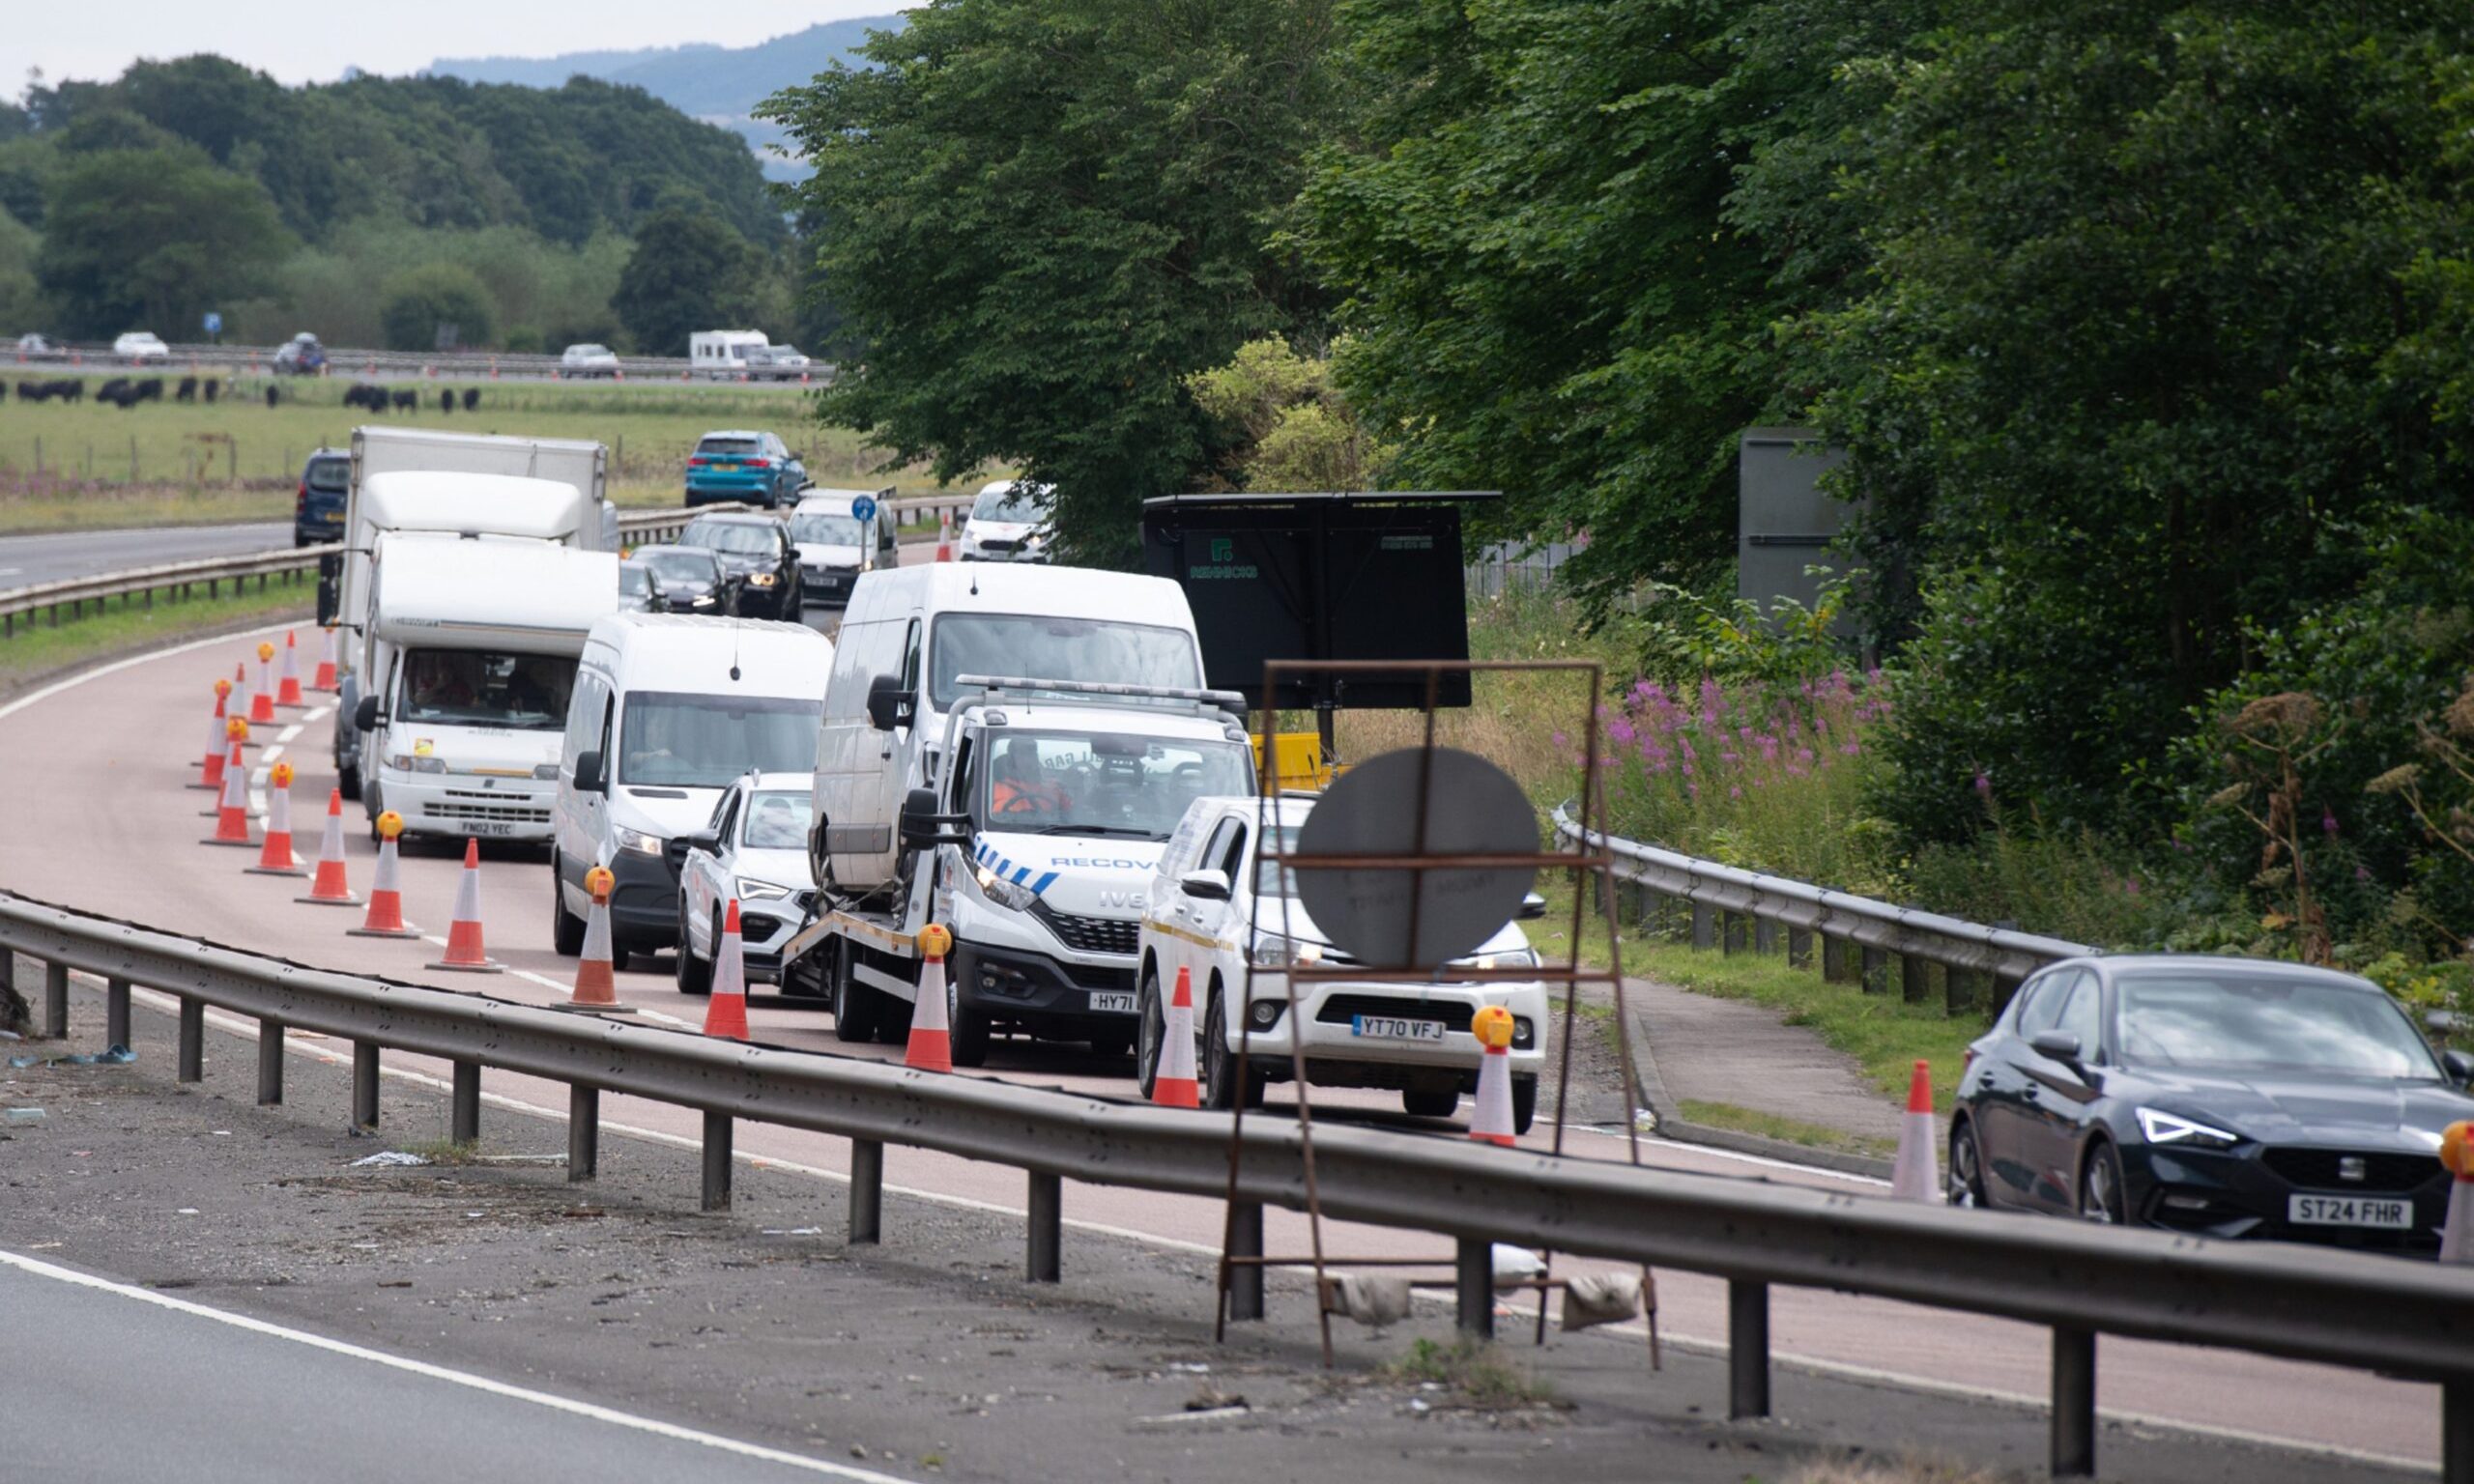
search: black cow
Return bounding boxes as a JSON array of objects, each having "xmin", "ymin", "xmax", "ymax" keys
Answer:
[
  {"xmin": 389, "ymin": 388, "xmax": 417, "ymax": 412},
  {"xmin": 135, "ymin": 379, "xmax": 163, "ymax": 403},
  {"xmin": 201, "ymin": 378, "xmax": 220, "ymax": 404},
  {"xmin": 265, "ymin": 384, "xmax": 279, "ymax": 410},
  {"xmin": 461, "ymin": 387, "xmax": 479, "ymax": 412},
  {"xmin": 175, "ymin": 376, "xmax": 199, "ymax": 403},
  {"xmin": 439, "ymin": 388, "xmax": 454, "ymax": 414},
  {"xmin": 14, "ymin": 381, "xmax": 42, "ymax": 403},
  {"xmin": 53, "ymin": 379, "xmax": 81, "ymax": 403},
  {"xmin": 97, "ymin": 378, "xmax": 134, "ymax": 408}
]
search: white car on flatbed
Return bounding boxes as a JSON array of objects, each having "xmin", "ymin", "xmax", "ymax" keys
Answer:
[
  {"xmin": 673, "ymin": 771, "xmax": 816, "ymax": 989},
  {"xmin": 1136, "ymin": 794, "xmax": 1551, "ymax": 1127}
]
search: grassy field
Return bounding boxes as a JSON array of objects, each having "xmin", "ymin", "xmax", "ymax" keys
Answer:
[
  {"xmin": 0, "ymin": 373, "xmax": 992, "ymax": 533},
  {"xmin": 0, "ymin": 583, "xmax": 310, "ymax": 694}
]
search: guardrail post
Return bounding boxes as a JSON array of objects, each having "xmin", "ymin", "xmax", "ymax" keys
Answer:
[
  {"xmin": 1992, "ymin": 972, "xmax": 2025, "ymax": 1015},
  {"xmin": 1632, "ymin": 884, "xmax": 1659, "ymax": 932},
  {"xmin": 1689, "ymin": 902, "xmax": 1713, "ymax": 949},
  {"xmin": 1226, "ymin": 1201, "xmax": 1265, "ymax": 1321},
  {"xmin": 450, "ymin": 1060, "xmax": 479, "ymax": 1142},
  {"xmin": 568, "ymin": 1086, "xmax": 598, "ymax": 1182},
  {"xmin": 1454, "ymin": 1237, "xmax": 1494, "ymax": 1340},
  {"xmin": 352, "ymin": 1041, "xmax": 379, "ymax": 1128},
  {"xmin": 0, "ymin": 945, "xmax": 14, "ymax": 1002},
  {"xmin": 2051, "ymin": 1327, "xmax": 2096, "ymax": 1477},
  {"xmin": 1728, "ymin": 1280, "xmax": 1769, "ymax": 1419},
  {"xmin": 177, "ymin": 997, "xmax": 203, "ymax": 1082},
  {"xmin": 1860, "ymin": 946, "xmax": 1889, "ymax": 995},
  {"xmin": 257, "ymin": 1019, "xmax": 283, "ymax": 1104},
  {"xmin": 105, "ymin": 976, "xmax": 130, "ymax": 1049},
  {"xmin": 1901, "ymin": 955, "xmax": 1930, "ymax": 1006},
  {"xmin": 849, "ymin": 1139, "xmax": 883, "ymax": 1244},
  {"xmin": 1821, "ymin": 932, "xmax": 1849, "ymax": 983},
  {"xmin": 1946, "ymin": 966, "xmax": 1978, "ymax": 1014},
  {"xmin": 1026, "ymin": 1171, "xmax": 1062, "ymax": 1283},
  {"xmin": 1722, "ymin": 912, "xmax": 1747, "ymax": 955},
  {"xmin": 43, "ymin": 959, "xmax": 67, "ymax": 1038},
  {"xmin": 702, "ymin": 1112, "xmax": 733, "ymax": 1211},
  {"xmin": 1786, "ymin": 928, "xmax": 1813, "ymax": 969},
  {"xmin": 1753, "ymin": 917, "xmax": 1779, "ymax": 956},
  {"xmin": 2444, "ymin": 1377, "xmax": 2473, "ymax": 1484}
]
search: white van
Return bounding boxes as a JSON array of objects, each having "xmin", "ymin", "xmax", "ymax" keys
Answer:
[
  {"xmin": 552, "ymin": 614, "xmax": 833, "ymax": 958},
  {"xmin": 811, "ymin": 562, "xmax": 1203, "ymax": 892},
  {"xmin": 351, "ymin": 536, "xmax": 618, "ymax": 843}
]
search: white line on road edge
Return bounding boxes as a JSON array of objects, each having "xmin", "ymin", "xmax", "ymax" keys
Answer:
[
  {"xmin": 0, "ymin": 1248, "xmax": 919, "ymax": 1484},
  {"xmin": 0, "ymin": 619, "xmax": 299, "ymax": 725}
]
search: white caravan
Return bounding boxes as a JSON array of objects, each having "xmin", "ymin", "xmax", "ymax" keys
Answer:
[{"xmin": 688, "ymin": 329, "xmax": 771, "ymax": 378}]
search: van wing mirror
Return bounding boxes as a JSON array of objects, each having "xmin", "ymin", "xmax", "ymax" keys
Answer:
[
  {"xmin": 898, "ymin": 785, "xmax": 973, "ymax": 849},
  {"xmin": 866, "ymin": 673, "xmax": 913, "ymax": 732},
  {"xmin": 352, "ymin": 695, "xmax": 384, "ymax": 733},
  {"xmin": 665, "ymin": 829, "xmax": 720, "ymax": 877},
  {"xmin": 1516, "ymin": 891, "xmax": 1547, "ymax": 921},
  {"xmin": 573, "ymin": 749, "xmax": 606, "ymax": 794},
  {"xmin": 315, "ymin": 551, "xmax": 343, "ymax": 627},
  {"xmin": 1179, "ymin": 869, "xmax": 1231, "ymax": 902}
]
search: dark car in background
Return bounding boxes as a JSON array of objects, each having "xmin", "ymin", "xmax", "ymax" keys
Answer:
[
  {"xmin": 1949, "ymin": 956, "xmax": 2474, "ymax": 1254},
  {"xmin": 626, "ymin": 544, "xmax": 728, "ymax": 614},
  {"xmin": 674, "ymin": 514, "xmax": 798, "ymax": 619},
  {"xmin": 292, "ymin": 447, "xmax": 352, "ymax": 547},
  {"xmin": 683, "ymin": 430, "xmax": 806, "ymax": 509}
]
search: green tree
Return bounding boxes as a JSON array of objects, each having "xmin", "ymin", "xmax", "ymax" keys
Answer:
[
  {"xmin": 1186, "ymin": 337, "xmax": 1387, "ymax": 493},
  {"xmin": 762, "ymin": 0, "xmax": 1344, "ymax": 564},
  {"xmin": 378, "ymin": 261, "xmax": 495, "ymax": 350},
  {"xmin": 36, "ymin": 145, "xmax": 290, "ymax": 337},
  {"xmin": 612, "ymin": 208, "xmax": 755, "ymax": 356}
]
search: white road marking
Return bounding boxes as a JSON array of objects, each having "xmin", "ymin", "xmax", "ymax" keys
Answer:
[
  {"xmin": 0, "ymin": 619, "xmax": 297, "ymax": 725},
  {"xmin": 0, "ymin": 1249, "xmax": 917, "ymax": 1483}
]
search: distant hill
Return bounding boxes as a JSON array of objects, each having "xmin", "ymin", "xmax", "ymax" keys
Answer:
[{"xmin": 430, "ymin": 18, "xmax": 900, "ymax": 180}]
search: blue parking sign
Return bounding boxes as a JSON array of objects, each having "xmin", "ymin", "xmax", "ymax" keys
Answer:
[
  {"xmin": 203, "ymin": 311, "xmax": 223, "ymax": 335},
  {"xmin": 850, "ymin": 494, "xmax": 878, "ymax": 524}
]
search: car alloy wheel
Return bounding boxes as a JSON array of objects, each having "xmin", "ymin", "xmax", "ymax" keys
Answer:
[
  {"xmin": 1135, "ymin": 968, "xmax": 1164, "ymax": 1099},
  {"xmin": 2079, "ymin": 1141, "xmax": 2126, "ymax": 1225},
  {"xmin": 1947, "ymin": 1118, "xmax": 1990, "ymax": 1209}
]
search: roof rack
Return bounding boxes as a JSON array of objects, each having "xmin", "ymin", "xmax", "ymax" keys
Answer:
[{"xmin": 951, "ymin": 674, "xmax": 1248, "ymax": 719}]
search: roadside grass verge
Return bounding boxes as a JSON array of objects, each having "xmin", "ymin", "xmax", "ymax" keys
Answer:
[
  {"xmin": 0, "ymin": 584, "xmax": 309, "ymax": 694},
  {"xmin": 1678, "ymin": 1099, "xmax": 1898, "ymax": 1160},
  {"xmin": 1382, "ymin": 1338, "xmax": 1558, "ymax": 1409}
]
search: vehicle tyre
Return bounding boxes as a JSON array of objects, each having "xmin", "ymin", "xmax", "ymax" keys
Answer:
[
  {"xmin": 2078, "ymin": 1139, "xmax": 2127, "ymax": 1225},
  {"xmin": 1947, "ymin": 1116, "xmax": 1991, "ymax": 1209},
  {"xmin": 610, "ymin": 943, "xmax": 631, "ymax": 973},
  {"xmin": 949, "ymin": 966, "xmax": 991, "ymax": 1068},
  {"xmin": 874, "ymin": 992, "xmax": 911, "ymax": 1044},
  {"xmin": 830, "ymin": 942, "xmax": 878, "ymax": 1043},
  {"xmin": 549, "ymin": 851, "xmax": 585, "ymax": 957},
  {"xmin": 1135, "ymin": 967, "xmax": 1165, "ymax": 1100},
  {"xmin": 1198, "ymin": 991, "xmax": 1262, "ymax": 1111},
  {"xmin": 337, "ymin": 761, "xmax": 360, "ymax": 802},
  {"xmin": 1088, "ymin": 1031, "xmax": 1133, "ymax": 1062},
  {"xmin": 1401, "ymin": 1088, "xmax": 1459, "ymax": 1120},
  {"xmin": 1510, "ymin": 1074, "xmax": 1538, "ymax": 1136},
  {"xmin": 675, "ymin": 903, "xmax": 712, "ymax": 996}
]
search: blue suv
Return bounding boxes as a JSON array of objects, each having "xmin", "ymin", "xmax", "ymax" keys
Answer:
[
  {"xmin": 684, "ymin": 430, "xmax": 807, "ymax": 509},
  {"xmin": 292, "ymin": 448, "xmax": 351, "ymax": 547}
]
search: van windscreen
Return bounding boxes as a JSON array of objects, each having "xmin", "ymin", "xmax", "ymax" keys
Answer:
[
  {"xmin": 618, "ymin": 691, "xmax": 821, "ymax": 787},
  {"xmin": 929, "ymin": 614, "xmax": 1197, "ymax": 708}
]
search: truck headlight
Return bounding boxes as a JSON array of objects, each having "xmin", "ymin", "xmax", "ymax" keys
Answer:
[
  {"xmin": 736, "ymin": 877, "xmax": 793, "ymax": 901},
  {"xmin": 615, "ymin": 826, "xmax": 663, "ymax": 856},
  {"xmin": 974, "ymin": 865, "xmax": 1037, "ymax": 911},
  {"xmin": 386, "ymin": 755, "xmax": 446, "ymax": 774},
  {"xmin": 1250, "ymin": 935, "xmax": 1323, "ymax": 969},
  {"xmin": 532, "ymin": 763, "xmax": 560, "ymax": 781}
]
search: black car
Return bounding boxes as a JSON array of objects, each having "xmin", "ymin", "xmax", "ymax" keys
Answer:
[
  {"xmin": 627, "ymin": 545, "xmax": 728, "ymax": 614},
  {"xmin": 676, "ymin": 513, "xmax": 799, "ymax": 619},
  {"xmin": 292, "ymin": 448, "xmax": 351, "ymax": 547},
  {"xmin": 1950, "ymin": 955, "xmax": 2474, "ymax": 1254}
]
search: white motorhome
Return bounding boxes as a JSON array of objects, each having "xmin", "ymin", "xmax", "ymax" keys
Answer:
[
  {"xmin": 688, "ymin": 329, "xmax": 771, "ymax": 379},
  {"xmin": 552, "ymin": 614, "xmax": 832, "ymax": 958},
  {"xmin": 349, "ymin": 537, "xmax": 618, "ymax": 843}
]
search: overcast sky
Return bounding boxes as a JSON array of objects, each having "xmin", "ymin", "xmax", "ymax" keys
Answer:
[{"xmin": 3, "ymin": 3, "xmax": 903, "ymax": 90}]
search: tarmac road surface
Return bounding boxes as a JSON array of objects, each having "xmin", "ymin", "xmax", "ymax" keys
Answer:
[
  {"xmin": 0, "ymin": 621, "xmax": 2444, "ymax": 1473},
  {"xmin": 0, "ymin": 523, "xmax": 294, "ymax": 592}
]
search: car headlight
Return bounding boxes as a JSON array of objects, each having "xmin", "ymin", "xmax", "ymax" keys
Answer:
[
  {"xmin": 974, "ymin": 865, "xmax": 1038, "ymax": 912},
  {"xmin": 532, "ymin": 763, "xmax": 560, "ymax": 781},
  {"xmin": 385, "ymin": 755, "xmax": 446, "ymax": 774},
  {"xmin": 615, "ymin": 826, "xmax": 664, "ymax": 857},
  {"xmin": 1457, "ymin": 947, "xmax": 1540, "ymax": 972},
  {"xmin": 749, "ymin": 573, "xmax": 776, "ymax": 586},
  {"xmin": 689, "ymin": 594, "xmax": 716, "ymax": 608},
  {"xmin": 1250, "ymin": 935, "xmax": 1323, "ymax": 969},
  {"xmin": 2136, "ymin": 1107, "xmax": 2242, "ymax": 1149},
  {"xmin": 736, "ymin": 877, "xmax": 793, "ymax": 901}
]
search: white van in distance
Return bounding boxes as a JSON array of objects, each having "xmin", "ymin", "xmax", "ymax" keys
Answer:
[{"xmin": 552, "ymin": 614, "xmax": 833, "ymax": 959}]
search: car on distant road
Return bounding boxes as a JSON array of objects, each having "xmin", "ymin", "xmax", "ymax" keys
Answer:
[
  {"xmin": 14, "ymin": 332, "xmax": 57, "ymax": 357},
  {"xmin": 273, "ymin": 331, "xmax": 327, "ymax": 376},
  {"xmin": 1948, "ymin": 955, "xmax": 2474, "ymax": 1254},
  {"xmin": 1136, "ymin": 794, "xmax": 1551, "ymax": 1124},
  {"xmin": 560, "ymin": 343, "xmax": 620, "ymax": 378},
  {"xmin": 291, "ymin": 448, "xmax": 353, "ymax": 548},
  {"xmin": 683, "ymin": 430, "xmax": 806, "ymax": 509},
  {"xmin": 626, "ymin": 544, "xmax": 728, "ymax": 614},
  {"xmin": 112, "ymin": 331, "xmax": 169, "ymax": 362},
  {"xmin": 788, "ymin": 489, "xmax": 900, "ymax": 608},
  {"xmin": 668, "ymin": 771, "xmax": 816, "ymax": 990},
  {"xmin": 959, "ymin": 478, "xmax": 1052, "ymax": 562},
  {"xmin": 744, "ymin": 344, "xmax": 813, "ymax": 381},
  {"xmin": 675, "ymin": 513, "xmax": 799, "ymax": 619}
]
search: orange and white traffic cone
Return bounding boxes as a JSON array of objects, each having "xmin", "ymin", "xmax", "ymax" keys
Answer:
[
  {"xmin": 1468, "ymin": 1005, "xmax": 1517, "ymax": 1147},
  {"xmin": 249, "ymin": 642, "xmax": 278, "ymax": 725},
  {"xmin": 934, "ymin": 512, "xmax": 954, "ymax": 562},
  {"xmin": 245, "ymin": 760, "xmax": 306, "ymax": 875},
  {"xmin": 1891, "ymin": 1059, "xmax": 1942, "ymax": 1204},
  {"xmin": 191, "ymin": 679, "xmax": 233, "ymax": 789},
  {"xmin": 702, "ymin": 899, "xmax": 751, "ymax": 1040},
  {"xmin": 905, "ymin": 923, "xmax": 954, "ymax": 1071},
  {"xmin": 296, "ymin": 789, "xmax": 360, "ymax": 905},
  {"xmin": 226, "ymin": 663, "xmax": 254, "ymax": 745},
  {"xmin": 275, "ymin": 631, "xmax": 305, "ymax": 707},
  {"xmin": 563, "ymin": 866, "xmax": 636, "ymax": 1013},
  {"xmin": 1151, "ymin": 964, "xmax": 1200, "ymax": 1108},
  {"xmin": 203, "ymin": 714, "xmax": 250, "ymax": 815},
  {"xmin": 202, "ymin": 737, "xmax": 253, "ymax": 845},
  {"xmin": 348, "ymin": 811, "xmax": 421, "ymax": 938},
  {"xmin": 312, "ymin": 627, "xmax": 338, "ymax": 692},
  {"xmin": 430, "ymin": 838, "xmax": 502, "ymax": 973},
  {"xmin": 2442, "ymin": 1122, "xmax": 2474, "ymax": 1264}
]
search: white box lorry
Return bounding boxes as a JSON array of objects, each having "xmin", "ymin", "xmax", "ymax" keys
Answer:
[{"xmin": 347, "ymin": 535, "xmax": 618, "ymax": 844}]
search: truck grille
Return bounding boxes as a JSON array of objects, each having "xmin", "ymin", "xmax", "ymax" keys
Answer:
[
  {"xmin": 1029, "ymin": 900, "xmax": 1138, "ymax": 956},
  {"xmin": 2261, "ymin": 1148, "xmax": 2438, "ymax": 1193}
]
